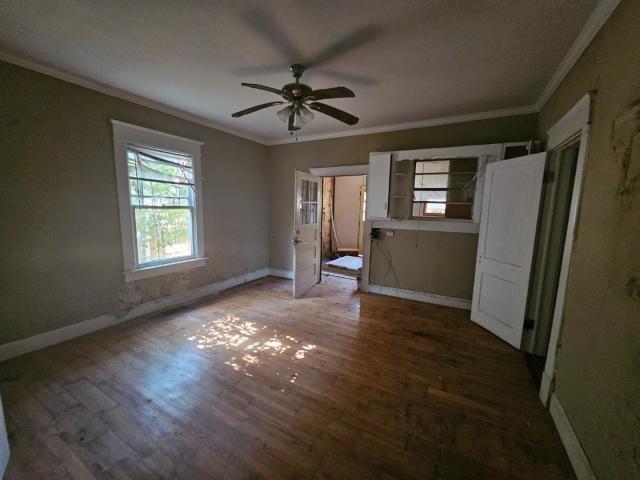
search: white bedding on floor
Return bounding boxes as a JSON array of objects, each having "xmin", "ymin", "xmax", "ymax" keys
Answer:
[{"xmin": 326, "ymin": 255, "xmax": 362, "ymax": 271}]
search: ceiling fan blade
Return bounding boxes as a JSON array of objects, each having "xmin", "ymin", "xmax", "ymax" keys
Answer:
[
  {"xmin": 241, "ymin": 8, "xmax": 303, "ymax": 61},
  {"xmin": 231, "ymin": 101, "xmax": 284, "ymax": 117},
  {"xmin": 233, "ymin": 65, "xmax": 288, "ymax": 77},
  {"xmin": 311, "ymin": 25, "xmax": 384, "ymax": 67},
  {"xmin": 308, "ymin": 102, "xmax": 359, "ymax": 126},
  {"xmin": 288, "ymin": 112, "xmax": 300, "ymax": 132},
  {"xmin": 311, "ymin": 68, "xmax": 379, "ymax": 87},
  {"xmin": 307, "ymin": 87, "xmax": 355, "ymax": 101},
  {"xmin": 241, "ymin": 83, "xmax": 283, "ymax": 96}
]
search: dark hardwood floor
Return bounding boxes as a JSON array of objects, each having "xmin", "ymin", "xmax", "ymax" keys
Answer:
[{"xmin": 0, "ymin": 276, "xmax": 574, "ymax": 479}]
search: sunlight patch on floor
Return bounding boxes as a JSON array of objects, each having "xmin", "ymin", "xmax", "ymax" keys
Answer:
[{"xmin": 186, "ymin": 314, "xmax": 317, "ymax": 378}]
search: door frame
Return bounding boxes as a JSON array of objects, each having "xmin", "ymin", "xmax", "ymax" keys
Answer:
[
  {"xmin": 539, "ymin": 94, "xmax": 591, "ymax": 406},
  {"xmin": 295, "ymin": 165, "xmax": 369, "ymax": 291}
]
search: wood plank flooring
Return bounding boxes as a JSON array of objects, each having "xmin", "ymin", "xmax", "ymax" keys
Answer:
[{"xmin": 0, "ymin": 276, "xmax": 575, "ymax": 479}]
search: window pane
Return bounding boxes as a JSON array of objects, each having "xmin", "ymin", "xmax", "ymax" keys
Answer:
[
  {"xmin": 135, "ymin": 208, "xmax": 193, "ymax": 264},
  {"xmin": 414, "ymin": 190, "xmax": 447, "ymax": 202},
  {"xmin": 412, "ymin": 157, "xmax": 478, "ymax": 220},
  {"xmin": 426, "ymin": 203, "xmax": 446, "ymax": 215},
  {"xmin": 300, "ymin": 179, "xmax": 318, "ymax": 202},
  {"xmin": 414, "ymin": 173, "xmax": 449, "ymax": 189},
  {"xmin": 130, "ymin": 178, "xmax": 191, "ymax": 206},
  {"xmin": 412, "ymin": 202, "xmax": 446, "ymax": 217},
  {"xmin": 128, "ymin": 150, "xmax": 193, "ymax": 184},
  {"xmin": 415, "ymin": 160, "xmax": 450, "ymax": 174},
  {"xmin": 300, "ymin": 202, "xmax": 318, "ymax": 224}
]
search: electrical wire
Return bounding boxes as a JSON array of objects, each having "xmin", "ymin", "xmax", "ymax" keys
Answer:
[{"xmin": 375, "ymin": 238, "xmax": 398, "ymax": 285}]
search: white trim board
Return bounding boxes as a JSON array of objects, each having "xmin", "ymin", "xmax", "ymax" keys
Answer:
[
  {"xmin": 268, "ymin": 268, "xmax": 294, "ymax": 279},
  {"xmin": 367, "ymin": 285, "xmax": 472, "ymax": 311},
  {"xmin": 540, "ymin": 124, "xmax": 591, "ymax": 406},
  {"xmin": 547, "ymin": 94, "xmax": 591, "ymax": 150},
  {"xmin": 372, "ymin": 219, "xmax": 479, "ymax": 234},
  {"xmin": 309, "ymin": 164, "xmax": 368, "ymax": 177},
  {"xmin": 0, "ymin": 268, "xmax": 270, "ymax": 363},
  {"xmin": 550, "ymin": 394, "xmax": 597, "ymax": 480}
]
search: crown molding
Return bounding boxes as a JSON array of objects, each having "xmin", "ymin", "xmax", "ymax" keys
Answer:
[
  {"xmin": 534, "ymin": 0, "xmax": 621, "ymax": 110},
  {"xmin": 1, "ymin": 0, "xmax": 619, "ymax": 147},
  {"xmin": 0, "ymin": 50, "xmax": 268, "ymax": 145},
  {"xmin": 265, "ymin": 105, "xmax": 539, "ymax": 145}
]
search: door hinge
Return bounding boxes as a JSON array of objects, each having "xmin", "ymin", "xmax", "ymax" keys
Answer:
[
  {"xmin": 543, "ymin": 171, "xmax": 555, "ymax": 183},
  {"xmin": 524, "ymin": 318, "xmax": 535, "ymax": 330}
]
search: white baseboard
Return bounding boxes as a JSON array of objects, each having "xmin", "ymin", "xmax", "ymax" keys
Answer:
[
  {"xmin": 0, "ymin": 268, "xmax": 270, "ymax": 363},
  {"xmin": 268, "ymin": 268, "xmax": 294, "ymax": 279},
  {"xmin": 367, "ymin": 284, "xmax": 472, "ymax": 310},
  {"xmin": 539, "ymin": 371, "xmax": 553, "ymax": 406},
  {"xmin": 549, "ymin": 394, "xmax": 597, "ymax": 480}
]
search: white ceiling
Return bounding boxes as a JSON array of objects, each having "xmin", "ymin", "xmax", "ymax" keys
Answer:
[{"xmin": 0, "ymin": 0, "xmax": 600, "ymax": 143}]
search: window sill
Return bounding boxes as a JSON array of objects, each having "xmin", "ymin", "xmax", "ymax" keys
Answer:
[{"xmin": 124, "ymin": 257, "xmax": 207, "ymax": 282}]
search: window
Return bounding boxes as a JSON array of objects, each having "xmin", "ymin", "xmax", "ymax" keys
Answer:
[
  {"xmin": 412, "ymin": 158, "xmax": 478, "ymax": 220},
  {"xmin": 298, "ymin": 179, "xmax": 319, "ymax": 224},
  {"xmin": 128, "ymin": 145, "xmax": 195, "ymax": 265},
  {"xmin": 112, "ymin": 121, "xmax": 205, "ymax": 281}
]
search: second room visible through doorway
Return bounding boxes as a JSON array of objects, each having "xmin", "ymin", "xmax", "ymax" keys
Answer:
[{"xmin": 321, "ymin": 175, "xmax": 366, "ymax": 281}]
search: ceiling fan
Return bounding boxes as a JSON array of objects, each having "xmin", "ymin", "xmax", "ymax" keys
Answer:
[{"xmin": 231, "ymin": 63, "xmax": 358, "ymax": 132}]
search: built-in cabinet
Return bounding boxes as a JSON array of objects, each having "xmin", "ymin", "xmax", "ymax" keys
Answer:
[
  {"xmin": 366, "ymin": 142, "xmax": 532, "ymax": 224},
  {"xmin": 366, "ymin": 153, "xmax": 391, "ymax": 219}
]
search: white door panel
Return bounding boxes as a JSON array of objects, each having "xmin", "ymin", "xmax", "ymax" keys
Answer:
[
  {"xmin": 471, "ymin": 152, "xmax": 547, "ymax": 348},
  {"xmin": 367, "ymin": 153, "xmax": 390, "ymax": 219},
  {"xmin": 293, "ymin": 171, "xmax": 322, "ymax": 298}
]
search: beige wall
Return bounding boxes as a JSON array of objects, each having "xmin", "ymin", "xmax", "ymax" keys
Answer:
[
  {"xmin": 267, "ymin": 114, "xmax": 538, "ymax": 278},
  {"xmin": 0, "ymin": 61, "xmax": 269, "ymax": 345},
  {"xmin": 332, "ymin": 175, "xmax": 364, "ymax": 250},
  {"xmin": 369, "ymin": 229, "xmax": 477, "ymax": 299},
  {"xmin": 537, "ymin": 0, "xmax": 640, "ymax": 477}
]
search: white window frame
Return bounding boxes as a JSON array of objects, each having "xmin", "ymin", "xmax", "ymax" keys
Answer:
[{"xmin": 111, "ymin": 120, "xmax": 206, "ymax": 282}]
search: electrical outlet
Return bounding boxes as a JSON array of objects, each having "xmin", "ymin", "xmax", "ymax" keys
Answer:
[{"xmin": 385, "ymin": 230, "xmax": 394, "ymax": 237}]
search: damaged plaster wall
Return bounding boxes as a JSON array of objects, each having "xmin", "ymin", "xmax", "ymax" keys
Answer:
[
  {"xmin": 0, "ymin": 60, "xmax": 269, "ymax": 345},
  {"xmin": 537, "ymin": 0, "xmax": 640, "ymax": 477}
]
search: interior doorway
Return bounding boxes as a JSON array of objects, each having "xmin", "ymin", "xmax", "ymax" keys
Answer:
[
  {"xmin": 320, "ymin": 175, "xmax": 367, "ymax": 286},
  {"xmin": 522, "ymin": 139, "xmax": 581, "ymax": 386}
]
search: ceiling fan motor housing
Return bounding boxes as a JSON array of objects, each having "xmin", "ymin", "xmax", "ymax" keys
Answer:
[{"xmin": 282, "ymin": 83, "xmax": 312, "ymax": 101}]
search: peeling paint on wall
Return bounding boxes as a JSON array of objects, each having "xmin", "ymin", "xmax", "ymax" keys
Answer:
[
  {"xmin": 611, "ymin": 102, "xmax": 640, "ymax": 201},
  {"xmin": 115, "ymin": 283, "xmax": 143, "ymax": 316},
  {"xmin": 627, "ymin": 273, "xmax": 640, "ymax": 300}
]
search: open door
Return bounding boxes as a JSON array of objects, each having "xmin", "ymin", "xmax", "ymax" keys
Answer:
[
  {"xmin": 471, "ymin": 152, "xmax": 547, "ymax": 348},
  {"xmin": 293, "ymin": 170, "xmax": 322, "ymax": 298}
]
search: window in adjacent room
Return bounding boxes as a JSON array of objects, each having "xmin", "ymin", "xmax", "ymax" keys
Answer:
[
  {"xmin": 112, "ymin": 120, "xmax": 206, "ymax": 281},
  {"xmin": 412, "ymin": 157, "xmax": 478, "ymax": 220}
]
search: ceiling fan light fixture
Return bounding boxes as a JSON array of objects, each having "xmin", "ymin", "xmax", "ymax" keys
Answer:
[
  {"xmin": 276, "ymin": 105, "xmax": 294, "ymax": 123},
  {"xmin": 293, "ymin": 106, "xmax": 314, "ymax": 129},
  {"xmin": 299, "ymin": 105, "xmax": 314, "ymax": 125},
  {"xmin": 233, "ymin": 64, "xmax": 358, "ymax": 131}
]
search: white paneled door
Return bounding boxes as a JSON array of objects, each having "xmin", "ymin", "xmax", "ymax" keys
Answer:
[
  {"xmin": 471, "ymin": 152, "xmax": 547, "ymax": 348},
  {"xmin": 293, "ymin": 171, "xmax": 322, "ymax": 298}
]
